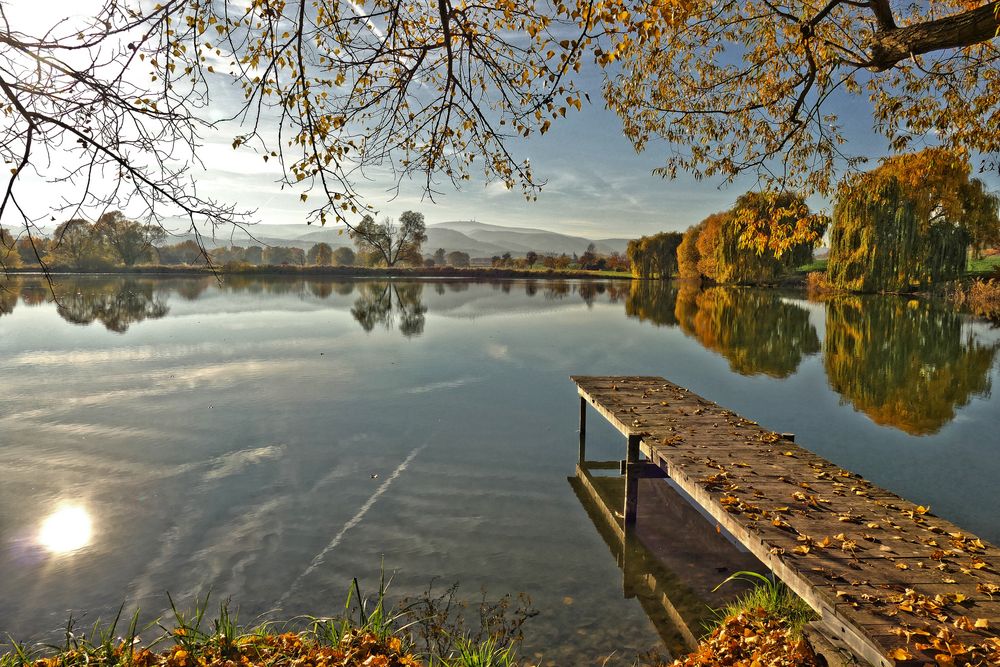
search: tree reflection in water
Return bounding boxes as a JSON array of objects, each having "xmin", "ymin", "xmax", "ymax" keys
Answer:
[
  {"xmin": 53, "ymin": 279, "xmax": 170, "ymax": 333},
  {"xmin": 824, "ymin": 296, "xmax": 998, "ymax": 435},
  {"xmin": 625, "ymin": 280, "xmax": 680, "ymax": 327},
  {"xmin": 1, "ymin": 277, "xmax": 171, "ymax": 332},
  {"xmin": 626, "ymin": 282, "xmax": 820, "ymax": 377},
  {"xmin": 351, "ymin": 282, "xmax": 426, "ymax": 337},
  {"xmin": 678, "ymin": 286, "xmax": 821, "ymax": 378},
  {"xmin": 0, "ymin": 278, "xmax": 20, "ymax": 318}
]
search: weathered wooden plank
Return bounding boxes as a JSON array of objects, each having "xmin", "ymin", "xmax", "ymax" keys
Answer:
[{"xmin": 570, "ymin": 375, "xmax": 1000, "ymax": 667}]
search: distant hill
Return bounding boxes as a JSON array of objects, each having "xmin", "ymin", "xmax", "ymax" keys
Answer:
[
  {"xmin": 425, "ymin": 221, "xmax": 629, "ymax": 257},
  {"xmin": 148, "ymin": 218, "xmax": 632, "ymax": 258}
]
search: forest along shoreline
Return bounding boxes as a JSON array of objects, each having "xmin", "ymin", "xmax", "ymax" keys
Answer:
[{"xmin": 2, "ymin": 265, "xmax": 633, "ymax": 280}]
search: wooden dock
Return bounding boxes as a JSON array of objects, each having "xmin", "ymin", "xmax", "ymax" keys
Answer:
[{"xmin": 572, "ymin": 376, "xmax": 1000, "ymax": 666}]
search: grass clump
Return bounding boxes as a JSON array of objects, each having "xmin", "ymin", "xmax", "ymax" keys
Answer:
[
  {"xmin": 708, "ymin": 571, "xmax": 815, "ymax": 638},
  {"xmin": 1, "ymin": 579, "xmax": 533, "ymax": 667}
]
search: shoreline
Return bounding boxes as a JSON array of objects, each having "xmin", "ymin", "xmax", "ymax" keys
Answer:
[{"xmin": 3, "ymin": 265, "xmax": 633, "ymax": 281}]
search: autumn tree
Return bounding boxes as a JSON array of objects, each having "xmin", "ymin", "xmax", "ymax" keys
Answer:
[
  {"xmin": 265, "ymin": 246, "xmax": 306, "ymax": 266},
  {"xmin": 158, "ymin": 240, "xmax": 208, "ymax": 265},
  {"xmin": 16, "ymin": 236, "xmax": 49, "ymax": 266},
  {"xmin": 445, "ymin": 251, "xmax": 471, "ymax": 267},
  {"xmin": 579, "ymin": 243, "xmax": 599, "ymax": 269},
  {"xmin": 677, "ymin": 225, "xmax": 703, "ymax": 280},
  {"xmin": 828, "ymin": 149, "xmax": 992, "ymax": 292},
  {"xmin": 627, "ymin": 231, "xmax": 683, "ymax": 279},
  {"xmin": 677, "ymin": 195, "xmax": 823, "ymax": 285},
  {"xmin": 692, "ymin": 213, "xmax": 725, "ymax": 281},
  {"xmin": 94, "ymin": 211, "xmax": 166, "ymax": 266},
  {"xmin": 1, "ymin": 228, "xmax": 22, "ymax": 270},
  {"xmin": 46, "ymin": 219, "xmax": 111, "ymax": 269},
  {"xmin": 244, "ymin": 246, "xmax": 265, "ymax": 265},
  {"xmin": 351, "ymin": 212, "xmax": 427, "ymax": 267},
  {"xmin": 212, "ymin": 246, "xmax": 248, "ymax": 264},
  {"xmin": 332, "ymin": 246, "xmax": 356, "ymax": 266},
  {"xmin": 308, "ymin": 242, "xmax": 334, "ymax": 266}
]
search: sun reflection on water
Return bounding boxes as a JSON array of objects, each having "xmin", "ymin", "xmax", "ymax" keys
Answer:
[{"xmin": 38, "ymin": 506, "xmax": 93, "ymax": 554}]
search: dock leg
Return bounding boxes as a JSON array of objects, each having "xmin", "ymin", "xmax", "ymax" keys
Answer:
[
  {"xmin": 578, "ymin": 396, "xmax": 587, "ymax": 464},
  {"xmin": 623, "ymin": 433, "xmax": 641, "ymax": 525}
]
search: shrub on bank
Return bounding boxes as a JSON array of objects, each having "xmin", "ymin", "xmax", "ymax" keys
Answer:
[{"xmin": 952, "ymin": 278, "xmax": 1000, "ymax": 321}]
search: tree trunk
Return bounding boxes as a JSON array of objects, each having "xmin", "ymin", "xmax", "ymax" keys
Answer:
[{"xmin": 868, "ymin": 2, "xmax": 1000, "ymax": 70}]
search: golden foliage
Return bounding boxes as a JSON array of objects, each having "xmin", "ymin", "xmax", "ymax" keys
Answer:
[
  {"xmin": 595, "ymin": 2, "xmax": 1000, "ymax": 212},
  {"xmin": 829, "ymin": 149, "xmax": 990, "ymax": 292},
  {"xmin": 680, "ymin": 193, "xmax": 824, "ymax": 285},
  {"xmin": 30, "ymin": 630, "xmax": 421, "ymax": 667},
  {"xmin": 952, "ymin": 278, "xmax": 1000, "ymax": 321},
  {"xmin": 676, "ymin": 224, "xmax": 702, "ymax": 280},
  {"xmin": 665, "ymin": 608, "xmax": 819, "ymax": 667}
]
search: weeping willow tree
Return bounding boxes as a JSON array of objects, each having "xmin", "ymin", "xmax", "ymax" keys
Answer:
[
  {"xmin": 824, "ymin": 296, "xmax": 998, "ymax": 436},
  {"xmin": 674, "ymin": 287, "xmax": 820, "ymax": 378},
  {"xmin": 626, "ymin": 231, "xmax": 684, "ymax": 279},
  {"xmin": 829, "ymin": 149, "xmax": 996, "ymax": 293},
  {"xmin": 677, "ymin": 193, "xmax": 826, "ymax": 285}
]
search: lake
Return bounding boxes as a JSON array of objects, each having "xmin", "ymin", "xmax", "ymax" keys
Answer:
[{"xmin": 1, "ymin": 276, "xmax": 998, "ymax": 664}]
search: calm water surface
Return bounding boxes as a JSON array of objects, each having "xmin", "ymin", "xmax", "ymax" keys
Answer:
[{"xmin": 1, "ymin": 276, "xmax": 998, "ymax": 663}]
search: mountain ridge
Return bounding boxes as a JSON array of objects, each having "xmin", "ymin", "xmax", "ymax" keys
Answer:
[
  {"xmin": 152, "ymin": 219, "xmax": 633, "ymax": 257},
  {"xmin": 35, "ymin": 219, "xmax": 632, "ymax": 257}
]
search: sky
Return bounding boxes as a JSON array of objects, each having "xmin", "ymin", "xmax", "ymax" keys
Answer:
[
  {"xmin": 6, "ymin": 1, "xmax": 999, "ymax": 241},
  {"xmin": 190, "ymin": 75, "xmax": 747, "ymax": 239}
]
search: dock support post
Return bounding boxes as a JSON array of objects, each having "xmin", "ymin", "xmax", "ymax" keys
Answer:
[
  {"xmin": 623, "ymin": 433, "xmax": 641, "ymax": 525},
  {"xmin": 578, "ymin": 396, "xmax": 587, "ymax": 463}
]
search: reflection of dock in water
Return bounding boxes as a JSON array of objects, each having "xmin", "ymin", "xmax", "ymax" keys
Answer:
[{"xmin": 569, "ymin": 460, "xmax": 766, "ymax": 657}]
